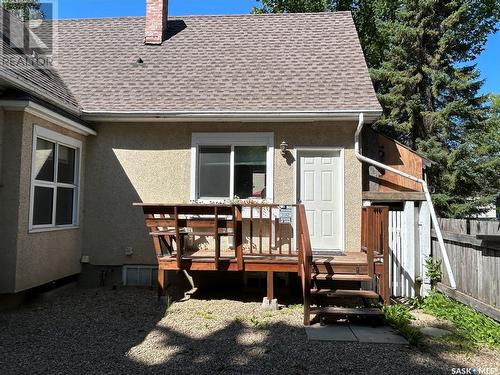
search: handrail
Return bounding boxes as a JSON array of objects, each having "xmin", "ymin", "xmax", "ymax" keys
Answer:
[{"xmin": 297, "ymin": 204, "xmax": 312, "ymax": 325}]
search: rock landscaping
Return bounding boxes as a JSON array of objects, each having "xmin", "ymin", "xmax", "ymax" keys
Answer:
[{"xmin": 0, "ymin": 287, "xmax": 498, "ymax": 374}]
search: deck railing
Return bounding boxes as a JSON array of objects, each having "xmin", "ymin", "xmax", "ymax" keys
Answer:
[
  {"xmin": 297, "ymin": 204, "xmax": 313, "ymax": 325},
  {"xmin": 135, "ymin": 203, "xmax": 300, "ymax": 271},
  {"xmin": 240, "ymin": 203, "xmax": 298, "ymax": 257}
]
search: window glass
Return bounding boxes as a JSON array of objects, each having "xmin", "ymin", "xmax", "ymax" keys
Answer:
[
  {"xmin": 31, "ymin": 130, "xmax": 80, "ymax": 229},
  {"xmin": 198, "ymin": 146, "xmax": 231, "ymax": 198},
  {"xmin": 35, "ymin": 138, "xmax": 55, "ymax": 181},
  {"xmin": 234, "ymin": 146, "xmax": 267, "ymax": 199},
  {"xmin": 56, "ymin": 187, "xmax": 74, "ymax": 225},
  {"xmin": 33, "ymin": 186, "xmax": 54, "ymax": 225},
  {"xmin": 57, "ymin": 145, "xmax": 76, "ymax": 184}
]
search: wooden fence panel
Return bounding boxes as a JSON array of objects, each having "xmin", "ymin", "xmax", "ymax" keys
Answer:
[
  {"xmin": 432, "ymin": 218, "xmax": 500, "ymax": 314},
  {"xmin": 469, "ymin": 220, "xmax": 500, "ymax": 235}
]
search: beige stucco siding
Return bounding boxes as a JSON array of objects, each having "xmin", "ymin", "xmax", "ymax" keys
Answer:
[
  {"xmin": 12, "ymin": 112, "xmax": 85, "ymax": 292},
  {"xmin": 83, "ymin": 121, "xmax": 362, "ymax": 266},
  {"xmin": 0, "ymin": 110, "xmax": 23, "ymax": 293}
]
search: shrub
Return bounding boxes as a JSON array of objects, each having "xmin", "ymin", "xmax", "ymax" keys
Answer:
[{"xmin": 425, "ymin": 257, "xmax": 442, "ymax": 287}]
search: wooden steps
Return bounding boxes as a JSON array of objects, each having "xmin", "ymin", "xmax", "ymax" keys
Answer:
[
  {"xmin": 311, "ymin": 273, "xmax": 373, "ymax": 282},
  {"xmin": 300, "ymin": 206, "xmax": 391, "ymax": 326},
  {"xmin": 311, "ymin": 307, "xmax": 384, "ymax": 317},
  {"xmin": 310, "ymin": 289, "xmax": 379, "ymax": 299},
  {"xmin": 306, "ymin": 254, "xmax": 383, "ymax": 323},
  {"xmin": 311, "ymin": 253, "xmax": 369, "ymax": 274}
]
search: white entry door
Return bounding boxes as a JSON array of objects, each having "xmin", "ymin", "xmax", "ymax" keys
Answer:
[{"xmin": 298, "ymin": 150, "xmax": 343, "ymax": 251}]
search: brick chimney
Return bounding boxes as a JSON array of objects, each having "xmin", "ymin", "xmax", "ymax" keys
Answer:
[{"xmin": 144, "ymin": 0, "xmax": 168, "ymax": 45}]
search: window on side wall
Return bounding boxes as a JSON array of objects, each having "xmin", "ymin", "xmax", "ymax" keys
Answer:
[
  {"xmin": 30, "ymin": 126, "xmax": 82, "ymax": 231},
  {"xmin": 192, "ymin": 133, "xmax": 274, "ymax": 202}
]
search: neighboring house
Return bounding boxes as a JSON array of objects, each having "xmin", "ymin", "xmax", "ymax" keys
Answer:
[{"xmin": 0, "ymin": 1, "xmax": 430, "ymax": 311}]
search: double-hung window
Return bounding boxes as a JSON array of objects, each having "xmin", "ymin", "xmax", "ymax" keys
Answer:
[
  {"xmin": 29, "ymin": 126, "xmax": 82, "ymax": 231},
  {"xmin": 191, "ymin": 133, "xmax": 274, "ymax": 201}
]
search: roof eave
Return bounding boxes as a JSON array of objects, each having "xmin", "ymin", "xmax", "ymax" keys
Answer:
[
  {"xmin": 0, "ymin": 70, "xmax": 81, "ymax": 116},
  {"xmin": 82, "ymin": 109, "xmax": 383, "ymax": 123},
  {"xmin": 0, "ymin": 99, "xmax": 96, "ymax": 136}
]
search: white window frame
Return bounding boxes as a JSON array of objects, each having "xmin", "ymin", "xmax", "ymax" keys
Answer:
[
  {"xmin": 122, "ymin": 265, "xmax": 157, "ymax": 287},
  {"xmin": 29, "ymin": 125, "xmax": 82, "ymax": 232},
  {"xmin": 190, "ymin": 132, "xmax": 274, "ymax": 202}
]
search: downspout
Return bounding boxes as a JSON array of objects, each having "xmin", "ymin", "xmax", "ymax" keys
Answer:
[{"xmin": 355, "ymin": 113, "xmax": 456, "ymax": 289}]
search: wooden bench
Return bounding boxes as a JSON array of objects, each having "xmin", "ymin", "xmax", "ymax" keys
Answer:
[{"xmin": 134, "ymin": 204, "xmax": 243, "ymax": 298}]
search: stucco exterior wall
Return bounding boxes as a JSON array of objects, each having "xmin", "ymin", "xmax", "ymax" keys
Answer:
[
  {"xmin": 0, "ymin": 110, "xmax": 23, "ymax": 293},
  {"xmin": 83, "ymin": 121, "xmax": 362, "ymax": 266},
  {"xmin": 11, "ymin": 112, "xmax": 86, "ymax": 292}
]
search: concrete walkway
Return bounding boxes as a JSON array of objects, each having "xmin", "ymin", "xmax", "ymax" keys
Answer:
[{"xmin": 305, "ymin": 323, "xmax": 409, "ymax": 344}]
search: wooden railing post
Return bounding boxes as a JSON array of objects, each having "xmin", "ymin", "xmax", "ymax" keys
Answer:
[
  {"xmin": 174, "ymin": 206, "xmax": 182, "ymax": 269},
  {"xmin": 214, "ymin": 206, "xmax": 220, "ymax": 270},
  {"xmin": 366, "ymin": 208, "xmax": 374, "ymax": 277},
  {"xmin": 234, "ymin": 205, "xmax": 244, "ymax": 271},
  {"xmin": 297, "ymin": 204, "xmax": 312, "ymax": 326},
  {"xmin": 364, "ymin": 206, "xmax": 391, "ymax": 304},
  {"xmin": 381, "ymin": 207, "xmax": 390, "ymax": 303}
]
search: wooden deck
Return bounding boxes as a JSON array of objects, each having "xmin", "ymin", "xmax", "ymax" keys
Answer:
[{"xmin": 135, "ymin": 203, "xmax": 391, "ymax": 324}]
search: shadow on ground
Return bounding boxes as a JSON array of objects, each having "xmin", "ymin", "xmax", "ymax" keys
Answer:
[{"xmin": 0, "ymin": 287, "xmax": 466, "ymax": 374}]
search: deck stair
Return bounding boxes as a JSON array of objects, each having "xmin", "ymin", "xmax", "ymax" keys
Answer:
[
  {"xmin": 298, "ymin": 206, "xmax": 391, "ymax": 326},
  {"xmin": 306, "ymin": 255, "xmax": 384, "ymax": 324}
]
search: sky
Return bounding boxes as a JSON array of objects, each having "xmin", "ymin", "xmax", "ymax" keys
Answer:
[{"xmin": 57, "ymin": 0, "xmax": 500, "ymax": 95}]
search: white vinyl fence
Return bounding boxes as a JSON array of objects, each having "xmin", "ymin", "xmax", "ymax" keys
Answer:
[{"xmin": 388, "ymin": 201, "xmax": 431, "ymax": 298}]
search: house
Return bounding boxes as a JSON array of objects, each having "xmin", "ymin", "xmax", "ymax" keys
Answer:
[{"xmin": 0, "ymin": 1, "xmax": 432, "ymax": 320}]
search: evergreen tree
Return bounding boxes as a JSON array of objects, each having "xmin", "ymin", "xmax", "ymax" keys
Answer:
[
  {"xmin": 252, "ymin": 0, "xmax": 332, "ymax": 13},
  {"xmin": 2, "ymin": 0, "xmax": 42, "ymax": 21},
  {"xmin": 419, "ymin": 94, "xmax": 500, "ymax": 217},
  {"xmin": 371, "ymin": 1, "xmax": 500, "ymax": 216},
  {"xmin": 252, "ymin": 0, "xmax": 500, "ymax": 217}
]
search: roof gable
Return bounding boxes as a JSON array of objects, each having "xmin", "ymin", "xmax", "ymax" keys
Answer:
[
  {"xmin": 52, "ymin": 12, "xmax": 381, "ymax": 114},
  {"xmin": 1, "ymin": 11, "xmax": 381, "ymax": 115}
]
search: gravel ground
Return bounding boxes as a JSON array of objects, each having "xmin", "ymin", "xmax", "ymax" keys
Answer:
[{"xmin": 0, "ymin": 287, "xmax": 498, "ymax": 375}]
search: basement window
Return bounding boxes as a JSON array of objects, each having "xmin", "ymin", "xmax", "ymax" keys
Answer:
[
  {"xmin": 191, "ymin": 133, "xmax": 274, "ymax": 201},
  {"xmin": 29, "ymin": 126, "xmax": 82, "ymax": 231},
  {"xmin": 122, "ymin": 266, "xmax": 158, "ymax": 287}
]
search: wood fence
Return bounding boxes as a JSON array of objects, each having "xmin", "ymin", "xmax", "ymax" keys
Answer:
[{"xmin": 432, "ymin": 218, "xmax": 500, "ymax": 321}]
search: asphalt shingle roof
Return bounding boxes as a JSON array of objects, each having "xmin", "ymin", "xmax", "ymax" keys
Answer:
[
  {"xmin": 52, "ymin": 12, "xmax": 381, "ymax": 113},
  {"xmin": 0, "ymin": 9, "xmax": 79, "ymax": 110},
  {"xmin": 1, "ymin": 11, "xmax": 381, "ymax": 114}
]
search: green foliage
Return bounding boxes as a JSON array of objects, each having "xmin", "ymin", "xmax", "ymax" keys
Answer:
[
  {"xmin": 252, "ymin": 0, "xmax": 332, "ymax": 13},
  {"xmin": 370, "ymin": 1, "xmax": 500, "ymax": 217},
  {"xmin": 422, "ymin": 291, "xmax": 500, "ymax": 348},
  {"xmin": 196, "ymin": 309, "xmax": 215, "ymax": 320},
  {"xmin": 252, "ymin": 0, "xmax": 500, "ymax": 217},
  {"xmin": 424, "ymin": 257, "xmax": 442, "ymax": 286},
  {"xmin": 248, "ymin": 315, "xmax": 270, "ymax": 328},
  {"xmin": 2, "ymin": 0, "xmax": 42, "ymax": 21},
  {"xmin": 383, "ymin": 304, "xmax": 424, "ymax": 346}
]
